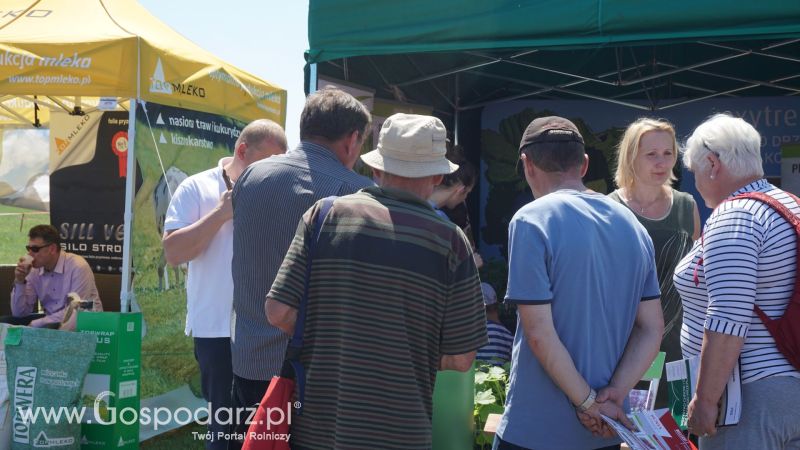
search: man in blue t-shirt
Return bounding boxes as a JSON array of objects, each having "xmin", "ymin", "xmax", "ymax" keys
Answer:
[{"xmin": 494, "ymin": 117, "xmax": 664, "ymax": 450}]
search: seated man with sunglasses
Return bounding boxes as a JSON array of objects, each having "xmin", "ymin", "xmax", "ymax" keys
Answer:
[{"xmin": 5, "ymin": 224, "xmax": 101, "ymax": 327}]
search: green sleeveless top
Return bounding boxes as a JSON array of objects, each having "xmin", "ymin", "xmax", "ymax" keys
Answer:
[
  {"xmin": 608, "ymin": 189, "xmax": 696, "ymax": 400},
  {"xmin": 608, "ymin": 189, "xmax": 694, "ymax": 331}
]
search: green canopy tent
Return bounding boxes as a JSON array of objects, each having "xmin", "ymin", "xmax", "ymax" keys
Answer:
[
  {"xmin": 307, "ymin": 0, "xmax": 800, "ymax": 133},
  {"xmin": 306, "ymin": 3, "xmax": 800, "ymax": 447},
  {"xmin": 307, "ymin": 0, "xmax": 800, "ymax": 248}
]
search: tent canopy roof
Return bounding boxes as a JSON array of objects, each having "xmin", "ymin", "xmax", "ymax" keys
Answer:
[
  {"xmin": 308, "ymin": 0, "xmax": 800, "ymax": 116},
  {"xmin": 0, "ymin": 0, "xmax": 286, "ymax": 125}
]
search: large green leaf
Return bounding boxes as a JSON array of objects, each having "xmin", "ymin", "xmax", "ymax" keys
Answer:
[
  {"xmin": 478, "ymin": 403, "xmax": 505, "ymax": 423},
  {"xmin": 481, "ymin": 130, "xmax": 518, "ymax": 165}
]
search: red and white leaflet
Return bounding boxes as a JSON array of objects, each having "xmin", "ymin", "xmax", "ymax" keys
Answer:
[{"xmin": 602, "ymin": 409, "xmax": 697, "ymax": 450}]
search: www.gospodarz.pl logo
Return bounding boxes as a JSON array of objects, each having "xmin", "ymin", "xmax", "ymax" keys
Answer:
[{"xmin": 14, "ymin": 388, "xmax": 298, "ymax": 435}]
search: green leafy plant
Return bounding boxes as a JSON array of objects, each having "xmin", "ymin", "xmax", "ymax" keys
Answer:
[{"xmin": 473, "ymin": 361, "xmax": 510, "ymax": 449}]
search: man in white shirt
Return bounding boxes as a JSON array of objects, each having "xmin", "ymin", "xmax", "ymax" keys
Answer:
[{"xmin": 162, "ymin": 119, "xmax": 286, "ymax": 450}]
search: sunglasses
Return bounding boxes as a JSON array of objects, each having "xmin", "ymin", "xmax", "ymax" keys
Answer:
[{"xmin": 25, "ymin": 243, "xmax": 53, "ymax": 253}]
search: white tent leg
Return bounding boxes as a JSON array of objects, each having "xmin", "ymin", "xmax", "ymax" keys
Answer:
[
  {"xmin": 454, "ymin": 73, "xmax": 460, "ymax": 146},
  {"xmin": 120, "ymin": 99, "xmax": 137, "ymax": 312}
]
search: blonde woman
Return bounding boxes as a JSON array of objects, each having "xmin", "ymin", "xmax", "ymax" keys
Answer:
[{"xmin": 609, "ymin": 118, "xmax": 700, "ymax": 401}]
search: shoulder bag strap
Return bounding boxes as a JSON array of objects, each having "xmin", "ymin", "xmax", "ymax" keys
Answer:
[{"xmin": 283, "ymin": 196, "xmax": 336, "ymax": 413}]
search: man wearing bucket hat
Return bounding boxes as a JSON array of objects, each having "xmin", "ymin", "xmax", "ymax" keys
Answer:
[
  {"xmin": 494, "ymin": 116, "xmax": 664, "ymax": 450},
  {"xmin": 267, "ymin": 113, "xmax": 487, "ymax": 449}
]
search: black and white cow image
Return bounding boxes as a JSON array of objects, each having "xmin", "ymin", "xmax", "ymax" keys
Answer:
[{"xmin": 153, "ymin": 166, "xmax": 188, "ymax": 290}]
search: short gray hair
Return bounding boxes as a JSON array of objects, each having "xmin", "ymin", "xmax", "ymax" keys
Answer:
[
  {"xmin": 682, "ymin": 113, "xmax": 763, "ymax": 179},
  {"xmin": 300, "ymin": 87, "xmax": 371, "ymax": 142},
  {"xmin": 235, "ymin": 119, "xmax": 287, "ymax": 152}
]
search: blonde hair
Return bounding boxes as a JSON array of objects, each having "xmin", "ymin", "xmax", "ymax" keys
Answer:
[{"xmin": 614, "ymin": 118, "xmax": 678, "ymax": 190}]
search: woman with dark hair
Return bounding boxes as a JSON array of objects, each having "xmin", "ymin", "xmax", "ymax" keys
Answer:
[
  {"xmin": 429, "ymin": 155, "xmax": 476, "ymax": 219},
  {"xmin": 429, "ymin": 148, "xmax": 483, "ymax": 267}
]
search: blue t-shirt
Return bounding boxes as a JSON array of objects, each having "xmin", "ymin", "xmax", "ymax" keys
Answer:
[{"xmin": 497, "ymin": 189, "xmax": 659, "ymax": 450}]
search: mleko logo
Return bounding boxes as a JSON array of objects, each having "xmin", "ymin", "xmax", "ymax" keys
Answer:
[
  {"xmin": 55, "ymin": 137, "xmax": 69, "ymax": 155},
  {"xmin": 34, "ymin": 431, "xmax": 48, "ymax": 447},
  {"xmin": 33, "ymin": 430, "xmax": 75, "ymax": 448},
  {"xmin": 149, "ymin": 57, "xmax": 206, "ymax": 98},
  {"xmin": 117, "ymin": 435, "xmax": 137, "ymax": 447},
  {"xmin": 53, "ymin": 113, "xmax": 93, "ymax": 155},
  {"xmin": 149, "ymin": 58, "xmax": 172, "ymax": 95}
]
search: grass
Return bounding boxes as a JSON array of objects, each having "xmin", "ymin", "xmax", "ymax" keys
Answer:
[
  {"xmin": 0, "ymin": 204, "xmax": 49, "ymax": 263},
  {"xmin": 129, "ymin": 177, "xmax": 201, "ymax": 399},
  {"xmin": 131, "ymin": 184, "xmax": 203, "ymax": 447}
]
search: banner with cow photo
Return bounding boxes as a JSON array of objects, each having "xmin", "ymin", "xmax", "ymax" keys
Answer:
[
  {"xmin": 130, "ymin": 101, "xmax": 245, "ymax": 398},
  {"xmin": 49, "ymin": 110, "xmax": 142, "ymax": 274},
  {"xmin": 131, "ymin": 101, "xmax": 244, "ymax": 291}
]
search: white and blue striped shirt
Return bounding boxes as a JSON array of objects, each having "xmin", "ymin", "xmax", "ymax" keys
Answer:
[
  {"xmin": 674, "ymin": 179, "xmax": 800, "ymax": 383},
  {"xmin": 476, "ymin": 320, "xmax": 513, "ymax": 365}
]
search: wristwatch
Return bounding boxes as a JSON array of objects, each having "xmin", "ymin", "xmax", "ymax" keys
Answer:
[{"xmin": 575, "ymin": 388, "xmax": 597, "ymax": 412}]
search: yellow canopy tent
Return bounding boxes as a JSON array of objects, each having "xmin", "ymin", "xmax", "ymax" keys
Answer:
[
  {"xmin": 0, "ymin": 0, "xmax": 286, "ymax": 125},
  {"xmin": 0, "ymin": 0, "xmax": 287, "ymax": 310}
]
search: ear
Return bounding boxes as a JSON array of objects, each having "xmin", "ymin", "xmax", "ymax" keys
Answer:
[
  {"xmin": 346, "ymin": 130, "xmax": 361, "ymax": 155},
  {"xmin": 520, "ymin": 153, "xmax": 534, "ymax": 176},
  {"xmin": 432, "ymin": 174, "xmax": 444, "ymax": 186},
  {"xmin": 371, "ymin": 168, "xmax": 384, "ymax": 183},
  {"xmin": 579, "ymin": 154, "xmax": 589, "ymax": 178},
  {"xmin": 707, "ymin": 152, "xmax": 721, "ymax": 179},
  {"xmin": 235, "ymin": 142, "xmax": 248, "ymax": 160}
]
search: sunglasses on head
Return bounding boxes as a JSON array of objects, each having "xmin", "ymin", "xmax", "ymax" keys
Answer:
[{"xmin": 25, "ymin": 243, "xmax": 53, "ymax": 253}]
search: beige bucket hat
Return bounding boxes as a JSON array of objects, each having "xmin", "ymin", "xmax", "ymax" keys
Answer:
[{"xmin": 361, "ymin": 113, "xmax": 458, "ymax": 178}]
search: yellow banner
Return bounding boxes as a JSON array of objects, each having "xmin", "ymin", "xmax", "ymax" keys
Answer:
[
  {"xmin": 0, "ymin": 41, "xmax": 137, "ymax": 98},
  {"xmin": 49, "ymin": 110, "xmax": 102, "ymax": 171},
  {"xmin": 139, "ymin": 45, "xmax": 286, "ymax": 125}
]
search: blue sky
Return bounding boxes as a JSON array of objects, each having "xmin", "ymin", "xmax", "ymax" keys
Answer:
[{"xmin": 139, "ymin": 0, "xmax": 309, "ymax": 147}]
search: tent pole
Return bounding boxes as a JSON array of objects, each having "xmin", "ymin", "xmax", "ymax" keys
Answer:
[
  {"xmin": 308, "ymin": 63, "xmax": 318, "ymax": 94},
  {"xmin": 454, "ymin": 73, "xmax": 460, "ymax": 146},
  {"xmin": 121, "ymin": 37, "xmax": 141, "ymax": 313},
  {"xmin": 121, "ymin": 100, "xmax": 136, "ymax": 313}
]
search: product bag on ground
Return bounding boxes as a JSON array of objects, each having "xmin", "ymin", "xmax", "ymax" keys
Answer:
[
  {"xmin": 0, "ymin": 324, "xmax": 12, "ymax": 448},
  {"xmin": 5, "ymin": 326, "xmax": 96, "ymax": 450}
]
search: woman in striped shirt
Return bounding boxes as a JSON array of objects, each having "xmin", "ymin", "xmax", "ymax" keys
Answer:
[{"xmin": 673, "ymin": 114, "xmax": 800, "ymax": 450}]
